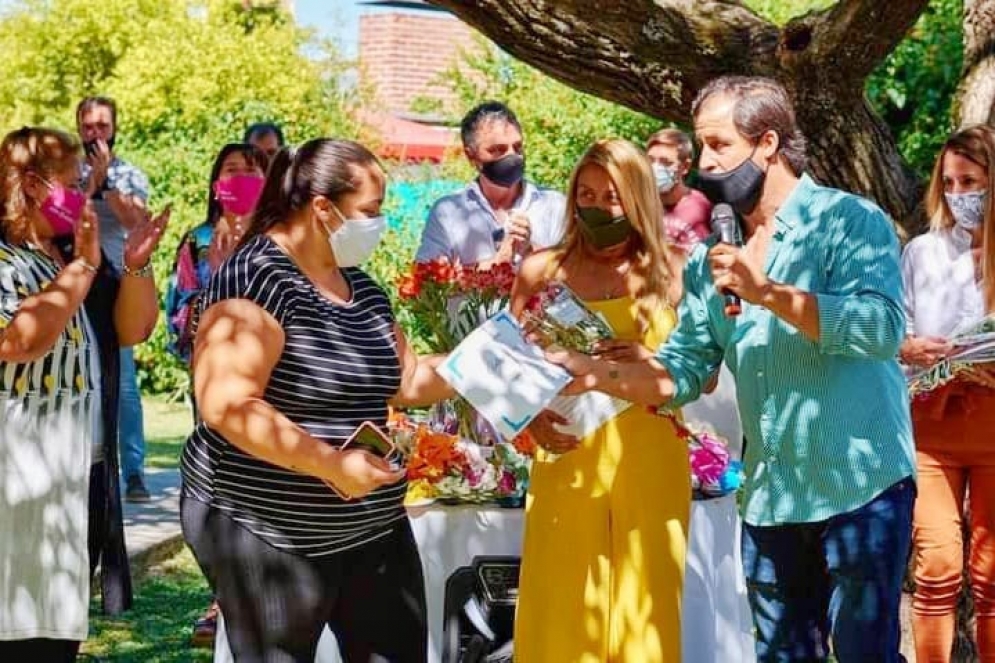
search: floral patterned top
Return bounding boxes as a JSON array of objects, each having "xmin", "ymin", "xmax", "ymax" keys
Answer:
[{"xmin": 164, "ymin": 221, "xmax": 215, "ymax": 364}]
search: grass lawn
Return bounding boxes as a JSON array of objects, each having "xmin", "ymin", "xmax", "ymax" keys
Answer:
[
  {"xmin": 82, "ymin": 395, "xmax": 211, "ymax": 662},
  {"xmin": 82, "ymin": 548, "xmax": 213, "ymax": 663},
  {"xmin": 143, "ymin": 395, "xmax": 194, "ymax": 470}
]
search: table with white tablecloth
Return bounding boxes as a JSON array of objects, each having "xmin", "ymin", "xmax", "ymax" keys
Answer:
[{"xmin": 216, "ymin": 366, "xmax": 756, "ymax": 662}]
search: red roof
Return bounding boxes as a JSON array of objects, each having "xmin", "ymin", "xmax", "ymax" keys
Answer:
[{"xmin": 360, "ymin": 111, "xmax": 458, "ymax": 163}]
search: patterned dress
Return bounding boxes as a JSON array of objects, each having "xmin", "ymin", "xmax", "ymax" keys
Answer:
[
  {"xmin": 0, "ymin": 239, "xmax": 101, "ymax": 641},
  {"xmin": 164, "ymin": 221, "xmax": 215, "ymax": 364}
]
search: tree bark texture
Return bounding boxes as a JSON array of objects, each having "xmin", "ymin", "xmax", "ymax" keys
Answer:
[
  {"xmin": 956, "ymin": 0, "xmax": 995, "ymax": 127},
  {"xmin": 428, "ymin": 0, "xmax": 930, "ymax": 236}
]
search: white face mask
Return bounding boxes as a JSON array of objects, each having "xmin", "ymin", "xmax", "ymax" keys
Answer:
[
  {"xmin": 945, "ymin": 190, "xmax": 987, "ymax": 231},
  {"xmin": 651, "ymin": 162, "xmax": 677, "ymax": 193},
  {"xmin": 324, "ymin": 205, "xmax": 387, "ymax": 268}
]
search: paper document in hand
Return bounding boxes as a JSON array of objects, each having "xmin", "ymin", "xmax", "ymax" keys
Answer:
[
  {"xmin": 546, "ymin": 391, "xmax": 632, "ymax": 439},
  {"xmin": 905, "ymin": 315, "xmax": 995, "ymax": 395},
  {"xmin": 951, "ymin": 314, "xmax": 995, "ymax": 339},
  {"xmin": 436, "ymin": 310, "xmax": 573, "ymax": 441}
]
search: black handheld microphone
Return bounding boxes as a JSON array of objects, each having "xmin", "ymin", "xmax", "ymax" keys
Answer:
[{"xmin": 710, "ymin": 203, "xmax": 742, "ymax": 317}]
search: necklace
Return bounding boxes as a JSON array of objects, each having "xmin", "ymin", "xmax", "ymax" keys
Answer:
[{"xmin": 601, "ymin": 261, "xmax": 632, "ymax": 299}]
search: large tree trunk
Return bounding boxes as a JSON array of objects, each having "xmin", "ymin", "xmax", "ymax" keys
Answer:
[
  {"xmin": 428, "ymin": 0, "xmax": 929, "ymax": 236},
  {"xmin": 955, "ymin": 0, "xmax": 995, "ymax": 126},
  {"xmin": 795, "ymin": 88, "xmax": 926, "ymax": 240}
]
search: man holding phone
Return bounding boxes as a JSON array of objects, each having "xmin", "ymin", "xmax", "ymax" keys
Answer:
[
  {"xmin": 77, "ymin": 95, "xmax": 153, "ymax": 502},
  {"xmin": 415, "ymin": 101, "xmax": 565, "ymax": 268}
]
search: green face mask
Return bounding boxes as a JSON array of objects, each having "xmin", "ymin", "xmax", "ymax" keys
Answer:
[{"xmin": 576, "ymin": 206, "xmax": 633, "ymax": 249}]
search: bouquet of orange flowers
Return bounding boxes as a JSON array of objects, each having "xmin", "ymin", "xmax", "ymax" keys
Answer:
[{"xmin": 389, "ymin": 410, "xmax": 535, "ymax": 504}]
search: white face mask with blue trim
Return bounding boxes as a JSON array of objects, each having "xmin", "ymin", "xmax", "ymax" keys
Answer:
[{"xmin": 945, "ymin": 190, "xmax": 987, "ymax": 231}]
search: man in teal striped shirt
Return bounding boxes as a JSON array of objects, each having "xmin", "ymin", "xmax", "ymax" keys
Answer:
[{"xmin": 547, "ymin": 76, "xmax": 916, "ymax": 662}]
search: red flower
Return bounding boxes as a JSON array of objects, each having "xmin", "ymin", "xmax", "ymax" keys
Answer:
[
  {"xmin": 511, "ymin": 430, "xmax": 538, "ymax": 457},
  {"xmin": 458, "ymin": 265, "xmax": 478, "ymax": 290},
  {"xmin": 421, "ymin": 258, "xmax": 458, "ymax": 284},
  {"xmin": 489, "ymin": 262, "xmax": 516, "ymax": 295},
  {"xmin": 397, "ymin": 274, "xmax": 421, "ymax": 299}
]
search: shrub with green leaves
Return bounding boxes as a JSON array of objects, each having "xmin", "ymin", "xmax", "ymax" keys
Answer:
[{"xmin": 0, "ymin": 0, "xmax": 361, "ymax": 396}]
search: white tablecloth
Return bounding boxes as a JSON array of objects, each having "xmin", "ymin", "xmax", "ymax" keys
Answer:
[{"xmin": 216, "ymin": 366, "xmax": 756, "ymax": 662}]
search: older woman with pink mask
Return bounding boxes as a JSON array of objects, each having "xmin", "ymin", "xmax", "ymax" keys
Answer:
[{"xmin": 0, "ymin": 126, "xmax": 168, "ymax": 661}]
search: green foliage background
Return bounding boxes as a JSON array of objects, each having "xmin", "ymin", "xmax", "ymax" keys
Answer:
[
  {"xmin": 0, "ymin": 0, "xmax": 966, "ymax": 396},
  {"xmin": 0, "ymin": 0, "xmax": 363, "ymax": 397}
]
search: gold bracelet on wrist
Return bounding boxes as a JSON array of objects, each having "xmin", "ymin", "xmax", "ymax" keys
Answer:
[
  {"xmin": 122, "ymin": 261, "xmax": 153, "ymax": 278},
  {"xmin": 73, "ymin": 257, "xmax": 99, "ymax": 274}
]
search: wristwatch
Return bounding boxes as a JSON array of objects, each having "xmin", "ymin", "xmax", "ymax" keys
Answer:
[{"xmin": 122, "ymin": 261, "xmax": 153, "ymax": 278}]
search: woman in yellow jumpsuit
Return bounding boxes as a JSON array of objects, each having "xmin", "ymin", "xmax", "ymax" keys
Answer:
[{"xmin": 511, "ymin": 138, "xmax": 691, "ymax": 663}]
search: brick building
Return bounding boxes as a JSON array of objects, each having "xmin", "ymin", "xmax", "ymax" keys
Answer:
[
  {"xmin": 357, "ymin": 1, "xmax": 480, "ymax": 161},
  {"xmin": 358, "ymin": 1, "xmax": 477, "ymax": 117}
]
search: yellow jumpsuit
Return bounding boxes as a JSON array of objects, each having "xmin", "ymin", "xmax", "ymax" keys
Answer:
[{"xmin": 514, "ymin": 297, "xmax": 690, "ymax": 663}]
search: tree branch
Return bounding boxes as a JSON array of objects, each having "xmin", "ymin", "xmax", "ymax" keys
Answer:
[
  {"xmin": 796, "ymin": 0, "xmax": 929, "ymax": 83},
  {"xmin": 426, "ymin": 0, "xmax": 928, "ymax": 231},
  {"xmin": 956, "ymin": 0, "xmax": 995, "ymax": 126},
  {"xmin": 427, "ymin": 0, "xmax": 779, "ymax": 123}
]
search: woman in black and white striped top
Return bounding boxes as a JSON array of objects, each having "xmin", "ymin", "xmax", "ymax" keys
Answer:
[{"xmin": 180, "ymin": 138, "xmax": 453, "ymax": 662}]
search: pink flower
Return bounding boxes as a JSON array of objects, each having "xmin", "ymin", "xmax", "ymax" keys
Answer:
[
  {"xmin": 498, "ymin": 471, "xmax": 516, "ymax": 494},
  {"xmin": 462, "ymin": 466, "xmax": 482, "ymax": 487},
  {"xmin": 689, "ymin": 434, "xmax": 730, "ymax": 485}
]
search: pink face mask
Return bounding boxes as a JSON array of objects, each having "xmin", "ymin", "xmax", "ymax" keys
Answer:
[
  {"xmin": 39, "ymin": 183, "xmax": 87, "ymax": 236},
  {"xmin": 213, "ymin": 174, "xmax": 265, "ymax": 216}
]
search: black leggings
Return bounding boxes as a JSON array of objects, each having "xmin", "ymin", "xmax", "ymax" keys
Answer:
[{"xmin": 181, "ymin": 495, "xmax": 428, "ymax": 663}]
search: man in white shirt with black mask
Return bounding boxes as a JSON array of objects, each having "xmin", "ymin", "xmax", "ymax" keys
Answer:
[{"xmin": 416, "ymin": 101, "xmax": 565, "ymax": 267}]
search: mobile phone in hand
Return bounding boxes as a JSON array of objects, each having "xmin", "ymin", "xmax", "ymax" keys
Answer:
[
  {"xmin": 342, "ymin": 421, "xmax": 394, "ymax": 455},
  {"xmin": 325, "ymin": 421, "xmax": 403, "ymax": 501},
  {"xmin": 341, "ymin": 421, "xmax": 404, "ymax": 471}
]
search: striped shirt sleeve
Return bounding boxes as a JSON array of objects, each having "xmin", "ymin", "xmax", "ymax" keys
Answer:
[
  {"xmin": 204, "ymin": 247, "xmax": 292, "ymax": 326},
  {"xmin": 656, "ymin": 247, "xmax": 725, "ymax": 407},
  {"xmin": 815, "ymin": 197, "xmax": 905, "ymax": 360}
]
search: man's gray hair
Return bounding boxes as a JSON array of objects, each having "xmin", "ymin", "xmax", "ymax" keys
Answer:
[{"xmin": 692, "ymin": 76, "xmax": 808, "ymax": 175}]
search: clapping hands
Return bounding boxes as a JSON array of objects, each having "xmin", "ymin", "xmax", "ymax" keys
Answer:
[{"xmin": 115, "ymin": 196, "xmax": 171, "ymax": 272}]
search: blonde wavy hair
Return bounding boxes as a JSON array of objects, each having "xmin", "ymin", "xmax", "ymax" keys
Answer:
[
  {"xmin": 926, "ymin": 124, "xmax": 995, "ymax": 313},
  {"xmin": 0, "ymin": 127, "xmax": 81, "ymax": 244},
  {"xmin": 550, "ymin": 138, "xmax": 674, "ymax": 331}
]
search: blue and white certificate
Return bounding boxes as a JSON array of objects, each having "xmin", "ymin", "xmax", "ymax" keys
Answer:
[{"xmin": 436, "ymin": 310, "xmax": 572, "ymax": 440}]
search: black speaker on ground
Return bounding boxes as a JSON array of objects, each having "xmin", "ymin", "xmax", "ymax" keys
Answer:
[{"xmin": 440, "ymin": 556, "xmax": 520, "ymax": 663}]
